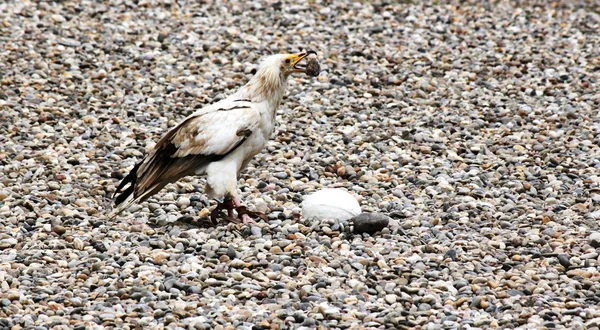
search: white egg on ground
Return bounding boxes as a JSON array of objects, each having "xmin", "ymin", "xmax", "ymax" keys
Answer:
[{"xmin": 301, "ymin": 188, "xmax": 361, "ymax": 221}]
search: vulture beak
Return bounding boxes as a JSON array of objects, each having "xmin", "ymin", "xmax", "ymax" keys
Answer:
[{"xmin": 291, "ymin": 50, "xmax": 317, "ymax": 73}]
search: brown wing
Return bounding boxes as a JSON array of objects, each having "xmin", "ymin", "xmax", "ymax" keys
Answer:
[{"xmin": 113, "ymin": 103, "xmax": 258, "ymax": 207}]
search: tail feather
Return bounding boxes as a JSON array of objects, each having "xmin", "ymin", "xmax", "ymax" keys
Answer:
[
  {"xmin": 115, "ymin": 184, "xmax": 134, "ymax": 206},
  {"xmin": 108, "ymin": 191, "xmax": 136, "ymax": 220},
  {"xmin": 114, "ymin": 162, "xmax": 141, "ymax": 204},
  {"xmin": 109, "ymin": 162, "xmax": 142, "ymax": 219}
]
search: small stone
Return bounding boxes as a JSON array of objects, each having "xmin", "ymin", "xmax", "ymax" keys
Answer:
[
  {"xmin": 199, "ymin": 208, "xmax": 210, "ymax": 218},
  {"xmin": 0, "ymin": 238, "xmax": 17, "ymax": 249},
  {"xmin": 273, "ymin": 172, "xmax": 288, "ymax": 179},
  {"xmin": 305, "ymin": 53, "xmax": 320, "ymax": 77},
  {"xmin": 455, "ymin": 297, "xmax": 468, "ymax": 306},
  {"xmin": 57, "ymin": 37, "xmax": 81, "ymax": 47},
  {"xmin": 324, "ymin": 306, "xmax": 340, "ymax": 316},
  {"xmin": 250, "ymin": 226, "xmax": 262, "ymax": 237},
  {"xmin": 73, "ymin": 238, "xmax": 85, "ymax": 250},
  {"xmin": 70, "ymin": 297, "xmax": 84, "ymax": 307},
  {"xmin": 52, "ymin": 225, "xmax": 67, "ymax": 236},
  {"xmin": 153, "ymin": 252, "xmax": 170, "ymax": 263},
  {"xmin": 350, "ymin": 213, "xmax": 390, "ymax": 234},
  {"xmin": 384, "ymin": 294, "xmax": 397, "ymax": 304},
  {"xmin": 508, "ymin": 289, "xmax": 525, "ymax": 296},
  {"xmin": 6, "ymin": 290, "xmax": 21, "ymax": 301},
  {"xmin": 444, "ymin": 249, "xmax": 458, "ymax": 261},
  {"xmin": 557, "ymin": 254, "xmax": 571, "ymax": 268},
  {"xmin": 177, "ymin": 197, "xmax": 190, "ymax": 208},
  {"xmin": 589, "ymin": 232, "xmax": 600, "ymax": 248},
  {"xmin": 227, "ymin": 245, "xmax": 238, "ymax": 259}
]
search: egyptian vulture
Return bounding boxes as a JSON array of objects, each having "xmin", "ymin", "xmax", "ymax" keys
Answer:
[{"xmin": 112, "ymin": 51, "xmax": 319, "ymax": 224}]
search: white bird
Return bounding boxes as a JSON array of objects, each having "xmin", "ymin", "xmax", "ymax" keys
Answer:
[{"xmin": 112, "ymin": 51, "xmax": 318, "ymax": 224}]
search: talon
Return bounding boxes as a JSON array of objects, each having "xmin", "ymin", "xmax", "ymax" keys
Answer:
[
  {"xmin": 209, "ymin": 208, "xmax": 221, "ymax": 225},
  {"xmin": 235, "ymin": 206, "xmax": 266, "ymax": 223},
  {"xmin": 241, "ymin": 214, "xmax": 255, "ymax": 224},
  {"xmin": 208, "ymin": 198, "xmax": 267, "ymax": 225}
]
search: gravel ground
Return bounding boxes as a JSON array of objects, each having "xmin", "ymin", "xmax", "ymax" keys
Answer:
[{"xmin": 1, "ymin": 0, "xmax": 600, "ymax": 329}]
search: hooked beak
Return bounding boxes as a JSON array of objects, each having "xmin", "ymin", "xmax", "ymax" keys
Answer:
[{"xmin": 291, "ymin": 50, "xmax": 317, "ymax": 73}]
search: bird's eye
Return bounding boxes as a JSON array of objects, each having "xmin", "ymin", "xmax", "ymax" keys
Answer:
[{"xmin": 285, "ymin": 59, "xmax": 291, "ymax": 64}]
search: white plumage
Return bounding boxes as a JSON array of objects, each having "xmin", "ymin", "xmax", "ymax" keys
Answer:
[{"xmin": 112, "ymin": 51, "xmax": 318, "ymax": 223}]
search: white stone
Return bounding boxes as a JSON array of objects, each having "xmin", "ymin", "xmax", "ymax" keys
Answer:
[{"xmin": 301, "ymin": 188, "xmax": 361, "ymax": 221}]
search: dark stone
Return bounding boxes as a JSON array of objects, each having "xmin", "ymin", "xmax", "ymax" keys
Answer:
[
  {"xmin": 110, "ymin": 171, "xmax": 123, "ymax": 179},
  {"xmin": 305, "ymin": 57, "xmax": 320, "ymax": 77},
  {"xmin": 507, "ymin": 289, "xmax": 525, "ymax": 296},
  {"xmin": 444, "ymin": 249, "xmax": 458, "ymax": 261},
  {"xmin": 227, "ymin": 244, "xmax": 238, "ymax": 259},
  {"xmin": 557, "ymin": 254, "xmax": 571, "ymax": 269},
  {"xmin": 351, "ymin": 213, "xmax": 390, "ymax": 234}
]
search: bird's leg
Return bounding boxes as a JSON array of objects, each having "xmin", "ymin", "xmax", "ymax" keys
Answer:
[
  {"xmin": 210, "ymin": 197, "xmax": 267, "ymax": 225},
  {"xmin": 210, "ymin": 198, "xmax": 240, "ymax": 224},
  {"xmin": 232, "ymin": 197, "xmax": 267, "ymax": 224}
]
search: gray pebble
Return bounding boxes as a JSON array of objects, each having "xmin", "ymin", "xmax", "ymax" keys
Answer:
[{"xmin": 350, "ymin": 213, "xmax": 390, "ymax": 234}]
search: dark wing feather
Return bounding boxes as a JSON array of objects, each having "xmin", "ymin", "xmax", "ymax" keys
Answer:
[{"xmin": 113, "ymin": 104, "xmax": 257, "ymax": 207}]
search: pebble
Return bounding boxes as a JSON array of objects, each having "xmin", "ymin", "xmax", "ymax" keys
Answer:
[
  {"xmin": 385, "ymin": 294, "xmax": 397, "ymax": 304},
  {"xmin": 589, "ymin": 232, "xmax": 600, "ymax": 248},
  {"xmin": 350, "ymin": 212, "xmax": 390, "ymax": 234},
  {"xmin": 557, "ymin": 254, "xmax": 571, "ymax": 269},
  {"xmin": 0, "ymin": 238, "xmax": 17, "ymax": 249},
  {"xmin": 52, "ymin": 225, "xmax": 67, "ymax": 236},
  {"xmin": 177, "ymin": 197, "xmax": 190, "ymax": 208}
]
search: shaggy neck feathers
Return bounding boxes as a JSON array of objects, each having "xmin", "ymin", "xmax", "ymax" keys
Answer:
[{"xmin": 240, "ymin": 55, "xmax": 289, "ymax": 109}]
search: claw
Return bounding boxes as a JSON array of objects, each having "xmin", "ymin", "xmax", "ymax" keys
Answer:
[
  {"xmin": 209, "ymin": 208, "xmax": 221, "ymax": 225},
  {"xmin": 236, "ymin": 205, "xmax": 267, "ymax": 223},
  {"xmin": 208, "ymin": 197, "xmax": 266, "ymax": 225}
]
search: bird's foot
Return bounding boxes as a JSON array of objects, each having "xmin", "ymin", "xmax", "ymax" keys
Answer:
[
  {"xmin": 232, "ymin": 197, "xmax": 267, "ymax": 223},
  {"xmin": 210, "ymin": 199, "xmax": 237, "ymax": 225},
  {"xmin": 209, "ymin": 198, "xmax": 267, "ymax": 225},
  {"xmin": 234, "ymin": 205, "xmax": 267, "ymax": 224}
]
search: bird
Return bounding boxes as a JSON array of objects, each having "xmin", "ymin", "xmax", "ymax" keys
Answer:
[{"xmin": 111, "ymin": 51, "xmax": 318, "ymax": 224}]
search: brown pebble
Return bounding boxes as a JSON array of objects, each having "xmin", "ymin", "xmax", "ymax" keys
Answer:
[
  {"xmin": 153, "ymin": 252, "xmax": 169, "ymax": 263},
  {"xmin": 52, "ymin": 225, "xmax": 67, "ymax": 236},
  {"xmin": 480, "ymin": 299, "xmax": 489, "ymax": 309},
  {"xmin": 455, "ymin": 297, "xmax": 468, "ymax": 306},
  {"xmin": 283, "ymin": 243, "xmax": 296, "ymax": 252},
  {"xmin": 511, "ymin": 255, "xmax": 524, "ymax": 261}
]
